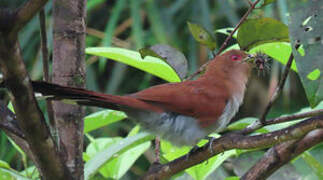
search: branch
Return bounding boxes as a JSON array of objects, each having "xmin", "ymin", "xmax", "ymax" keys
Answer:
[
  {"xmin": 0, "ymin": 28, "xmax": 72, "ymax": 180},
  {"xmin": 186, "ymin": 0, "xmax": 261, "ymax": 80},
  {"xmin": 259, "ymin": 44, "xmax": 300, "ymax": 124},
  {"xmin": 143, "ymin": 116, "xmax": 323, "ymax": 179},
  {"xmin": 242, "ymin": 129, "xmax": 323, "ymax": 180},
  {"xmin": 266, "ymin": 109, "xmax": 323, "ymax": 125},
  {"xmin": 234, "ymin": 109, "xmax": 323, "ymax": 135},
  {"xmin": 11, "ymin": 0, "xmax": 49, "ymax": 35},
  {"xmin": 239, "ymin": 44, "xmax": 301, "ymax": 134},
  {"xmin": 0, "ymin": 101, "xmax": 24, "ymax": 139},
  {"xmin": 39, "ymin": 8, "xmax": 55, "ymax": 128}
]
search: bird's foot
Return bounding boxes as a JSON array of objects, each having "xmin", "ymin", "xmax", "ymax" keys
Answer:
[
  {"xmin": 186, "ymin": 145, "xmax": 200, "ymax": 161},
  {"xmin": 203, "ymin": 136, "xmax": 216, "ymax": 154}
]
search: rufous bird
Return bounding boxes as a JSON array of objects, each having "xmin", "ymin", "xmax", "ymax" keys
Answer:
[{"xmin": 32, "ymin": 50, "xmax": 256, "ymax": 146}]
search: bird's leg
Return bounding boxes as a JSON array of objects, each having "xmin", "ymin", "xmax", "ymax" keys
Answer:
[
  {"xmin": 204, "ymin": 136, "xmax": 216, "ymax": 154},
  {"xmin": 154, "ymin": 137, "xmax": 161, "ymax": 164}
]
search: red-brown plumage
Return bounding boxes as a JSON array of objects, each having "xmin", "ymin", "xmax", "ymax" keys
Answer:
[{"xmin": 32, "ymin": 49, "xmax": 252, "ymax": 146}]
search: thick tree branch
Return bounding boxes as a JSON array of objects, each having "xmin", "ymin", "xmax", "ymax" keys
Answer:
[
  {"xmin": 143, "ymin": 116, "xmax": 323, "ymax": 179},
  {"xmin": 0, "ymin": 35, "xmax": 72, "ymax": 179},
  {"xmin": 52, "ymin": 0, "xmax": 86, "ymax": 178},
  {"xmin": 242, "ymin": 129, "xmax": 323, "ymax": 180}
]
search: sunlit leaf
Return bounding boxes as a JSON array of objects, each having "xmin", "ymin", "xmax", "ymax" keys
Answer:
[
  {"xmin": 86, "ymin": 47, "xmax": 181, "ymax": 82},
  {"xmin": 84, "ymin": 110, "xmax": 127, "ymax": 133},
  {"xmin": 84, "ymin": 132, "xmax": 154, "ymax": 179}
]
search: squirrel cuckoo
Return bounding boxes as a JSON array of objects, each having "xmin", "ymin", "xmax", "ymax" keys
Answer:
[{"xmin": 32, "ymin": 50, "xmax": 254, "ymax": 146}]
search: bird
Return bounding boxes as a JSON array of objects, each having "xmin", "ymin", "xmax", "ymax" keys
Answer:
[{"xmin": 32, "ymin": 49, "xmax": 254, "ymax": 146}]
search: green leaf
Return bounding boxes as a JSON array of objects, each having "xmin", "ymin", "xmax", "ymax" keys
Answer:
[
  {"xmin": 127, "ymin": 125, "xmax": 141, "ymax": 137},
  {"xmin": 84, "ymin": 137, "xmax": 150, "ymax": 178},
  {"xmin": 307, "ymin": 69, "xmax": 321, "ymax": 81},
  {"xmin": 0, "ymin": 167, "xmax": 31, "ymax": 180},
  {"xmin": 187, "ymin": 149, "xmax": 237, "ymax": 180},
  {"xmin": 214, "ymin": 28, "xmax": 237, "ymax": 38},
  {"xmin": 301, "ymin": 151, "xmax": 323, "ymax": 179},
  {"xmin": 0, "ymin": 160, "xmax": 11, "ymax": 169},
  {"xmin": 86, "ymin": 47, "xmax": 181, "ymax": 82},
  {"xmin": 187, "ymin": 22, "xmax": 217, "ymax": 50},
  {"xmin": 140, "ymin": 45, "xmax": 188, "ymax": 80},
  {"xmin": 288, "ymin": 0, "xmax": 323, "ymax": 107},
  {"xmin": 84, "ymin": 110, "xmax": 127, "ymax": 133},
  {"xmin": 84, "ymin": 132, "xmax": 154, "ymax": 179},
  {"xmin": 139, "ymin": 48, "xmax": 165, "ymax": 60},
  {"xmin": 87, "ymin": 0, "xmax": 105, "ymax": 12},
  {"xmin": 237, "ymin": 18, "xmax": 289, "ymax": 50},
  {"xmin": 225, "ymin": 177, "xmax": 240, "ymax": 180},
  {"xmin": 260, "ymin": 0, "xmax": 277, "ymax": 7},
  {"xmin": 249, "ymin": 42, "xmax": 304, "ymax": 72},
  {"xmin": 161, "ymin": 134, "xmax": 237, "ymax": 180}
]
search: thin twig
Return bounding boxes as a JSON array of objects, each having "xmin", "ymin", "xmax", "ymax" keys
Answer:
[
  {"xmin": 237, "ymin": 44, "xmax": 301, "ymax": 134},
  {"xmin": 266, "ymin": 109, "xmax": 323, "ymax": 125},
  {"xmin": 186, "ymin": 0, "xmax": 261, "ymax": 80},
  {"xmin": 39, "ymin": 9, "xmax": 49, "ymax": 81},
  {"xmin": 39, "ymin": 8, "xmax": 55, "ymax": 128},
  {"xmin": 259, "ymin": 44, "xmax": 300, "ymax": 124}
]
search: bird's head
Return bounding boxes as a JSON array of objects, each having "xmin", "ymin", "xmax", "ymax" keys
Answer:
[{"xmin": 203, "ymin": 50, "xmax": 270, "ymax": 79}]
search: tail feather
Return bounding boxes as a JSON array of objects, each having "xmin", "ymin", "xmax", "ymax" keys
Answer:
[{"xmin": 31, "ymin": 81, "xmax": 163, "ymax": 112}]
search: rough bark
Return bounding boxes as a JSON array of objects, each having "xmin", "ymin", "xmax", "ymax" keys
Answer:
[{"xmin": 52, "ymin": 0, "xmax": 86, "ymax": 179}]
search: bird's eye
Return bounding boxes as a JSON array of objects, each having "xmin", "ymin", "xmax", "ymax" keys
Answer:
[{"xmin": 230, "ymin": 55, "xmax": 241, "ymax": 61}]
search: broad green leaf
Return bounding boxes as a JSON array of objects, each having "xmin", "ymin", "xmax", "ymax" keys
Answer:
[
  {"xmin": 187, "ymin": 22, "xmax": 217, "ymax": 50},
  {"xmin": 249, "ymin": 42, "xmax": 303, "ymax": 72},
  {"xmin": 301, "ymin": 151, "xmax": 323, "ymax": 179},
  {"xmin": 161, "ymin": 134, "xmax": 236, "ymax": 180},
  {"xmin": 127, "ymin": 125, "xmax": 141, "ymax": 137},
  {"xmin": 84, "ymin": 110, "xmax": 127, "ymax": 133},
  {"xmin": 187, "ymin": 149, "xmax": 237, "ymax": 180},
  {"xmin": 225, "ymin": 42, "xmax": 306, "ymax": 72},
  {"xmin": 0, "ymin": 160, "xmax": 10, "ymax": 169},
  {"xmin": 84, "ymin": 132, "xmax": 154, "ymax": 179},
  {"xmin": 19, "ymin": 166, "xmax": 39, "ymax": 179},
  {"xmin": 0, "ymin": 167, "xmax": 31, "ymax": 180},
  {"xmin": 237, "ymin": 18, "xmax": 289, "ymax": 50},
  {"xmin": 139, "ymin": 48, "xmax": 165, "ymax": 60},
  {"xmin": 288, "ymin": 0, "xmax": 323, "ymax": 107},
  {"xmin": 142, "ymin": 44, "xmax": 189, "ymax": 80},
  {"xmin": 84, "ymin": 137, "xmax": 150, "ymax": 178},
  {"xmin": 86, "ymin": 47, "xmax": 181, "ymax": 82},
  {"xmin": 260, "ymin": 0, "xmax": 277, "ymax": 7}
]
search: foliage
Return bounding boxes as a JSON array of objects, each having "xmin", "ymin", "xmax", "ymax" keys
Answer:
[{"xmin": 1, "ymin": 0, "xmax": 322, "ymax": 179}]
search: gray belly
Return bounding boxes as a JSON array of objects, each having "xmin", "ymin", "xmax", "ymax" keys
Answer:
[{"xmin": 124, "ymin": 109, "xmax": 207, "ymax": 146}]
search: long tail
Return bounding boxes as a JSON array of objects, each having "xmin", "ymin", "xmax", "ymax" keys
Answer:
[{"xmin": 31, "ymin": 81, "xmax": 163, "ymax": 112}]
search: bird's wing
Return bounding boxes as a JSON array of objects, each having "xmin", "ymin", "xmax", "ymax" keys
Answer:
[{"xmin": 130, "ymin": 80, "xmax": 229, "ymax": 119}]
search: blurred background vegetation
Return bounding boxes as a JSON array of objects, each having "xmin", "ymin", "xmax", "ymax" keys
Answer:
[{"xmin": 1, "ymin": 0, "xmax": 318, "ymax": 179}]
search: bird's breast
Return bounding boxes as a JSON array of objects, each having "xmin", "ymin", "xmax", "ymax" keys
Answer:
[{"xmin": 124, "ymin": 109, "xmax": 207, "ymax": 146}]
